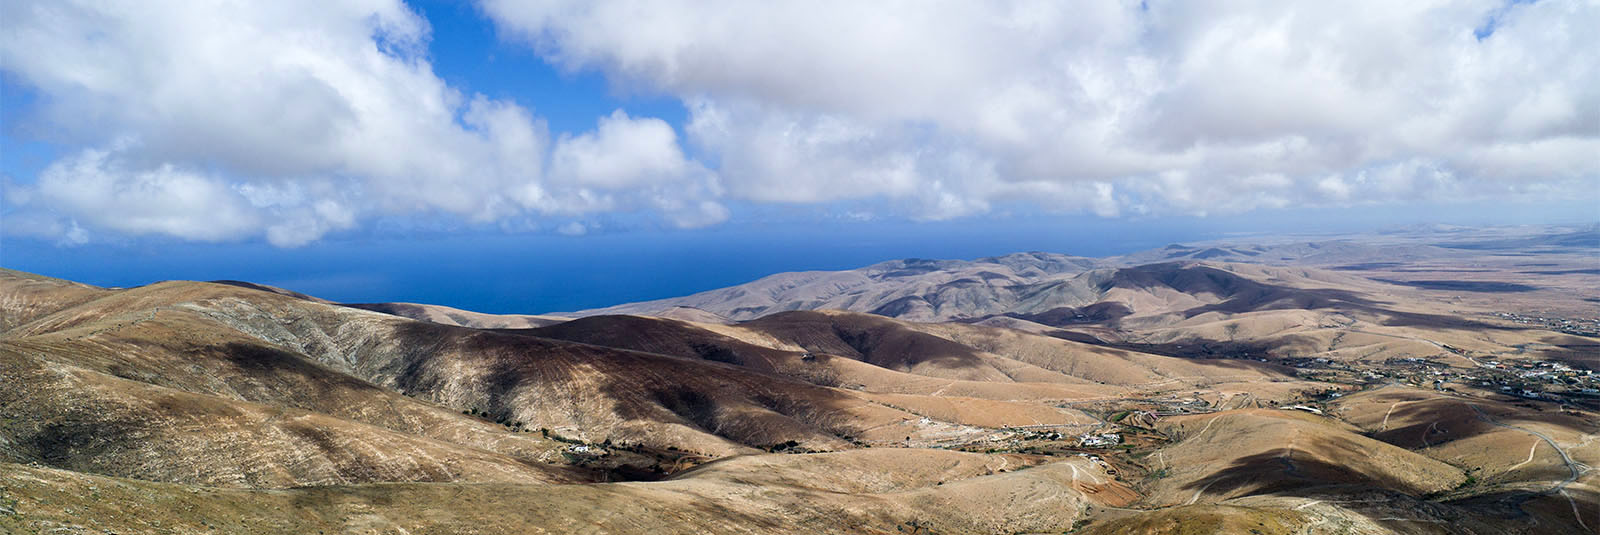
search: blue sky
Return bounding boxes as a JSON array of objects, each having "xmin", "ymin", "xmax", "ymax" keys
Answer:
[
  {"xmin": 407, "ymin": 0, "xmax": 688, "ymax": 137},
  {"xmin": 2, "ymin": 0, "xmax": 1596, "ymax": 312}
]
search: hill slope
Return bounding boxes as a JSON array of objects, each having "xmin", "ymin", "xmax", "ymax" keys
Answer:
[{"xmin": 3, "ymin": 257, "xmax": 1595, "ymax": 535}]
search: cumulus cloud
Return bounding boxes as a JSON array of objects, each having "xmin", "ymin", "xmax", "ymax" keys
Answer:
[
  {"xmin": 553, "ymin": 110, "xmax": 687, "ymax": 188},
  {"xmin": 3, "ymin": 0, "xmax": 1595, "ymax": 246},
  {"xmin": 3, "ymin": 143, "xmax": 365, "ymax": 247},
  {"xmin": 0, "ymin": 0, "xmax": 719, "ymax": 245},
  {"xmin": 30, "ymin": 145, "xmax": 265, "ymax": 242},
  {"xmin": 549, "ymin": 109, "xmax": 729, "ymax": 227},
  {"xmin": 486, "ymin": 0, "xmax": 1600, "ymax": 218}
]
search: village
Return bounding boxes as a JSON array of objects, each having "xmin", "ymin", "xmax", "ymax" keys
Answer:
[
  {"xmin": 1489, "ymin": 311, "xmax": 1600, "ymax": 337},
  {"xmin": 1261, "ymin": 342, "xmax": 1600, "ymax": 410}
]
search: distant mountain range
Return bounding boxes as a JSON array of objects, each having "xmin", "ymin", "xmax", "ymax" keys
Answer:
[
  {"xmin": 3, "ymin": 224, "xmax": 1596, "ymax": 534},
  {"xmin": 562, "ymin": 225, "xmax": 1598, "ymax": 323}
]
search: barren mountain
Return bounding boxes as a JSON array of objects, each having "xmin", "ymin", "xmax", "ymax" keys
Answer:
[
  {"xmin": 568, "ymin": 259, "xmax": 1427, "ymax": 325},
  {"xmin": 2, "ymin": 229, "xmax": 1596, "ymax": 534},
  {"xmin": 569, "ymin": 252, "xmax": 1109, "ymax": 321},
  {"xmin": 570, "ymin": 226, "xmax": 1599, "ymax": 323},
  {"xmin": 345, "ymin": 301, "xmax": 568, "ymax": 329},
  {"xmin": 0, "ymin": 275, "xmax": 955, "ymax": 460}
]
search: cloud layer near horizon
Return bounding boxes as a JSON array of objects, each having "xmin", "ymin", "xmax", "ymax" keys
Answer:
[{"xmin": 3, "ymin": 0, "xmax": 1596, "ymax": 246}]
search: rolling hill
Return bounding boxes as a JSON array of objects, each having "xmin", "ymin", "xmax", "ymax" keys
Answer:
[{"xmin": 2, "ymin": 227, "xmax": 1596, "ymax": 535}]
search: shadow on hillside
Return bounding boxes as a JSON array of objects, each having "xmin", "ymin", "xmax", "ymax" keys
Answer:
[
  {"xmin": 1100, "ymin": 336, "xmax": 1314, "ymax": 363},
  {"xmin": 213, "ymin": 342, "xmax": 391, "ymax": 402},
  {"xmin": 1328, "ymin": 262, "xmax": 1406, "ymax": 271},
  {"xmin": 1369, "ymin": 396, "xmax": 1595, "ymax": 447},
  {"xmin": 743, "ymin": 311, "xmax": 998, "ymax": 373},
  {"xmin": 1169, "ymin": 434, "xmax": 1584, "ymax": 533},
  {"xmin": 1032, "ymin": 263, "xmax": 1524, "ymax": 332},
  {"xmin": 990, "ymin": 303, "xmax": 1135, "ymax": 327},
  {"xmin": 517, "ymin": 315, "xmax": 791, "ymax": 373},
  {"xmin": 1180, "ymin": 286, "xmax": 1520, "ymax": 332},
  {"xmin": 1044, "ymin": 330, "xmax": 1109, "ymax": 345},
  {"xmin": 383, "ymin": 320, "xmax": 874, "ymax": 454},
  {"xmin": 1371, "ymin": 279, "xmax": 1541, "ymax": 293},
  {"xmin": 1178, "ymin": 440, "xmax": 1438, "ymax": 500},
  {"xmin": 513, "ymin": 316, "xmax": 862, "ymax": 390},
  {"xmin": 386, "ymin": 321, "xmax": 570, "ymax": 422},
  {"xmin": 1443, "ymin": 486, "xmax": 1598, "ymax": 534},
  {"xmin": 1521, "ymin": 268, "xmax": 1600, "ymax": 275},
  {"xmin": 1532, "ymin": 335, "xmax": 1600, "ymax": 368}
]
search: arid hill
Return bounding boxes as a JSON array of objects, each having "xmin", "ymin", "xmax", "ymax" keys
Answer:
[
  {"xmin": 2, "ymin": 227, "xmax": 1596, "ymax": 535},
  {"xmin": 345, "ymin": 301, "xmax": 568, "ymax": 329},
  {"xmin": 569, "ymin": 226, "xmax": 1599, "ymax": 322},
  {"xmin": 0, "ymin": 274, "xmax": 958, "ymax": 459},
  {"xmin": 567, "ymin": 252, "xmax": 1108, "ymax": 321}
]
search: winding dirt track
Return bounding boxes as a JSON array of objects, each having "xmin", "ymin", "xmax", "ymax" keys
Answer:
[
  {"xmin": 1467, "ymin": 403, "xmax": 1590, "ymax": 529},
  {"xmin": 1507, "ymin": 439, "xmax": 1541, "ymax": 471}
]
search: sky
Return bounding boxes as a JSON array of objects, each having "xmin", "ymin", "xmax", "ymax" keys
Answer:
[{"xmin": 1, "ymin": 0, "xmax": 1597, "ymax": 313}]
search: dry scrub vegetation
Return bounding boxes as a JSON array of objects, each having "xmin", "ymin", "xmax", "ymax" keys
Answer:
[{"xmin": 2, "ymin": 229, "xmax": 1596, "ymax": 535}]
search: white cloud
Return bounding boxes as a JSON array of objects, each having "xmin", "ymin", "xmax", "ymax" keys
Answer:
[
  {"xmin": 653, "ymin": 197, "xmax": 731, "ymax": 229},
  {"xmin": 29, "ymin": 146, "xmax": 264, "ymax": 242},
  {"xmin": 556, "ymin": 221, "xmax": 588, "ymax": 236},
  {"xmin": 552, "ymin": 110, "xmax": 688, "ymax": 188},
  {"xmin": 9, "ymin": 144, "xmax": 365, "ymax": 247},
  {"xmin": 539, "ymin": 109, "xmax": 729, "ymax": 226},
  {"xmin": 486, "ymin": 0, "xmax": 1600, "ymax": 218},
  {"xmin": 0, "ymin": 0, "xmax": 718, "ymax": 245},
  {"xmin": 683, "ymin": 98, "xmax": 997, "ymax": 220},
  {"xmin": 3, "ymin": 0, "xmax": 1595, "ymax": 247}
]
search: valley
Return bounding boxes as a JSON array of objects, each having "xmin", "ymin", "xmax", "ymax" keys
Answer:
[{"xmin": 2, "ymin": 226, "xmax": 1596, "ymax": 534}]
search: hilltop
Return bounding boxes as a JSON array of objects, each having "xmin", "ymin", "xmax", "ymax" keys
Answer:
[{"xmin": 2, "ymin": 227, "xmax": 1596, "ymax": 534}]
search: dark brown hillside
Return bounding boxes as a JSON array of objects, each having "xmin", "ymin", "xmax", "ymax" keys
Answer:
[
  {"xmin": 4, "ymin": 243, "xmax": 1596, "ymax": 535},
  {"xmin": 525, "ymin": 307, "xmax": 1310, "ymax": 400},
  {"xmin": 740, "ymin": 310, "xmax": 1014, "ymax": 381},
  {"xmin": 0, "ymin": 278, "xmax": 931, "ymax": 458},
  {"xmin": 526, "ymin": 314, "xmax": 792, "ymax": 372},
  {"xmin": 521, "ymin": 312, "xmax": 1127, "ymax": 394},
  {"xmin": 362, "ymin": 319, "xmax": 926, "ymax": 454}
]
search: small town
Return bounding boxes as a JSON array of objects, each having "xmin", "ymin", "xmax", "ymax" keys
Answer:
[{"xmin": 1490, "ymin": 311, "xmax": 1600, "ymax": 337}]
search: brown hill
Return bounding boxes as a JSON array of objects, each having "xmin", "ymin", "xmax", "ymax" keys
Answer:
[
  {"xmin": 0, "ymin": 278, "xmax": 944, "ymax": 460},
  {"xmin": 528, "ymin": 310, "xmax": 1316, "ymax": 405},
  {"xmin": 739, "ymin": 310, "xmax": 1019, "ymax": 380},
  {"xmin": 0, "ymin": 348, "xmax": 577, "ymax": 488},
  {"xmin": 565, "ymin": 257, "xmax": 1403, "ymax": 323},
  {"xmin": 1148, "ymin": 409, "xmax": 1466, "ymax": 506},
  {"xmin": 343, "ymin": 301, "xmax": 568, "ymax": 328},
  {"xmin": 2, "ymin": 449, "xmax": 1129, "ymax": 535},
  {"xmin": 1329, "ymin": 385, "xmax": 1598, "ymax": 492},
  {"xmin": 568, "ymin": 253, "xmax": 1109, "ymax": 321},
  {"xmin": 0, "ymin": 268, "xmax": 112, "ymax": 331},
  {"xmin": 4, "ymin": 260, "xmax": 1594, "ymax": 534},
  {"xmin": 523, "ymin": 313, "xmax": 1120, "ymax": 429},
  {"xmin": 565, "ymin": 245, "xmax": 1596, "ymax": 372},
  {"xmin": 526, "ymin": 314, "xmax": 793, "ymax": 373}
]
